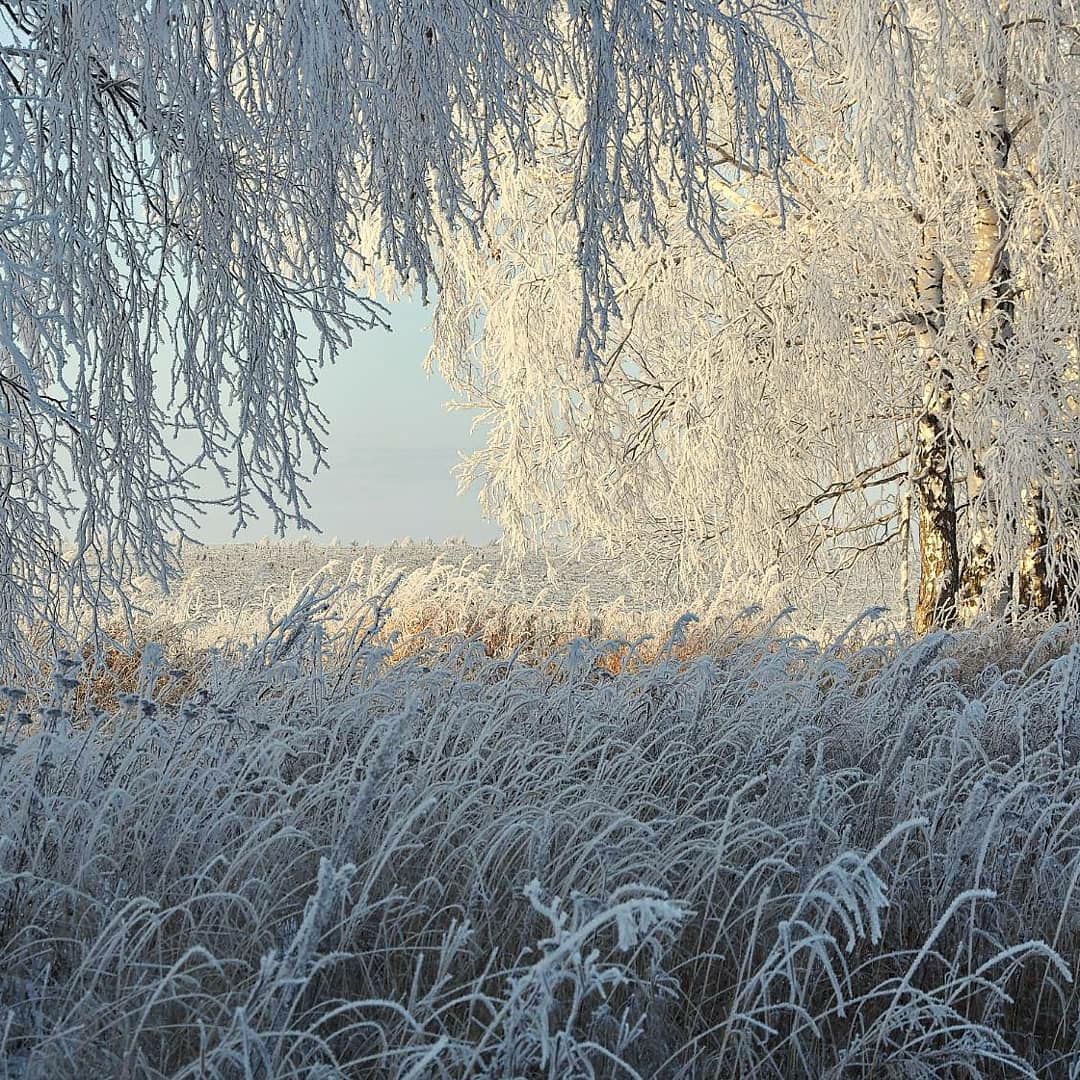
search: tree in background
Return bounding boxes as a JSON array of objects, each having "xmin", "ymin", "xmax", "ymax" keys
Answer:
[
  {"xmin": 0, "ymin": 0, "xmax": 801, "ymax": 661},
  {"xmin": 432, "ymin": 0, "xmax": 1080, "ymax": 632}
]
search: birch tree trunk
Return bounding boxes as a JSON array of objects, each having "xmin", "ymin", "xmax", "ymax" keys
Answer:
[
  {"xmin": 913, "ymin": 223, "xmax": 961, "ymax": 634},
  {"xmin": 960, "ymin": 10, "xmax": 1013, "ymax": 619},
  {"xmin": 1018, "ymin": 483, "xmax": 1052, "ymax": 609},
  {"xmin": 1055, "ymin": 337, "xmax": 1080, "ymax": 611},
  {"xmin": 1017, "ymin": 159, "xmax": 1053, "ymax": 612}
]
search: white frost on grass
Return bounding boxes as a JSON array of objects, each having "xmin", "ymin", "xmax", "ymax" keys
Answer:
[
  {"xmin": 0, "ymin": 580, "xmax": 1077, "ymax": 1076},
  {"xmin": 128, "ymin": 538, "xmax": 900, "ymax": 651}
]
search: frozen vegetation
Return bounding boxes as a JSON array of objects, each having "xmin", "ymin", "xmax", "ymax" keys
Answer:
[
  {"xmin": 128, "ymin": 539, "xmax": 900, "ymax": 649},
  {"xmin": 1, "ymin": 565, "xmax": 1078, "ymax": 1078},
  {"xmin": 3, "ymin": 0, "xmax": 1078, "ymax": 1074}
]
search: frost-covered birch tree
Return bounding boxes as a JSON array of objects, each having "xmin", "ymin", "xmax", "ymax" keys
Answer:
[
  {"xmin": 0, "ymin": 0, "xmax": 801, "ymax": 659},
  {"xmin": 431, "ymin": 0, "xmax": 1080, "ymax": 633}
]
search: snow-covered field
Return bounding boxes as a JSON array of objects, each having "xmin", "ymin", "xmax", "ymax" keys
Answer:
[
  {"xmin": 138, "ymin": 537, "xmax": 656, "ymax": 619},
  {"xmin": 1, "ymin": 561, "xmax": 1078, "ymax": 1076},
  {"xmin": 131, "ymin": 538, "xmax": 903, "ymax": 652}
]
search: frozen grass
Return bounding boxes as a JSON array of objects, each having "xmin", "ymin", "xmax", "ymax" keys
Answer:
[
  {"xmin": 108, "ymin": 542, "xmax": 903, "ymax": 716},
  {"xmin": 1, "ymin": 581, "xmax": 1079, "ymax": 1077},
  {"xmin": 128, "ymin": 538, "xmax": 900, "ymax": 647}
]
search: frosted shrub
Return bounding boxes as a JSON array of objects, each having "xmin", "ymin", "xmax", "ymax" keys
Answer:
[{"xmin": 0, "ymin": 589, "xmax": 1078, "ymax": 1076}]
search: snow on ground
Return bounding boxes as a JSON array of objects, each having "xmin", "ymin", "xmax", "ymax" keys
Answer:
[{"xmin": 132, "ymin": 537, "xmax": 903, "ymax": 645}]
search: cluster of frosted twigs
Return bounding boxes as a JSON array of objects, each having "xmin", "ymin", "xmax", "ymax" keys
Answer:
[{"xmin": 0, "ymin": 588, "xmax": 1078, "ymax": 1078}]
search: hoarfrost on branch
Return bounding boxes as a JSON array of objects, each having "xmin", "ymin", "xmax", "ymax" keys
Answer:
[
  {"xmin": 0, "ymin": 0, "xmax": 801, "ymax": 654},
  {"xmin": 432, "ymin": 0, "xmax": 1080, "ymax": 630}
]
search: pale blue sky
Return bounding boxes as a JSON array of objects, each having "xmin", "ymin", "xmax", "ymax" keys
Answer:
[{"xmin": 191, "ymin": 299, "xmax": 501, "ymax": 545}]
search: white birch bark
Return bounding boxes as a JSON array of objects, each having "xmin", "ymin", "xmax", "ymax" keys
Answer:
[
  {"xmin": 960, "ymin": 2, "xmax": 1013, "ymax": 619},
  {"xmin": 913, "ymin": 223, "xmax": 961, "ymax": 634}
]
